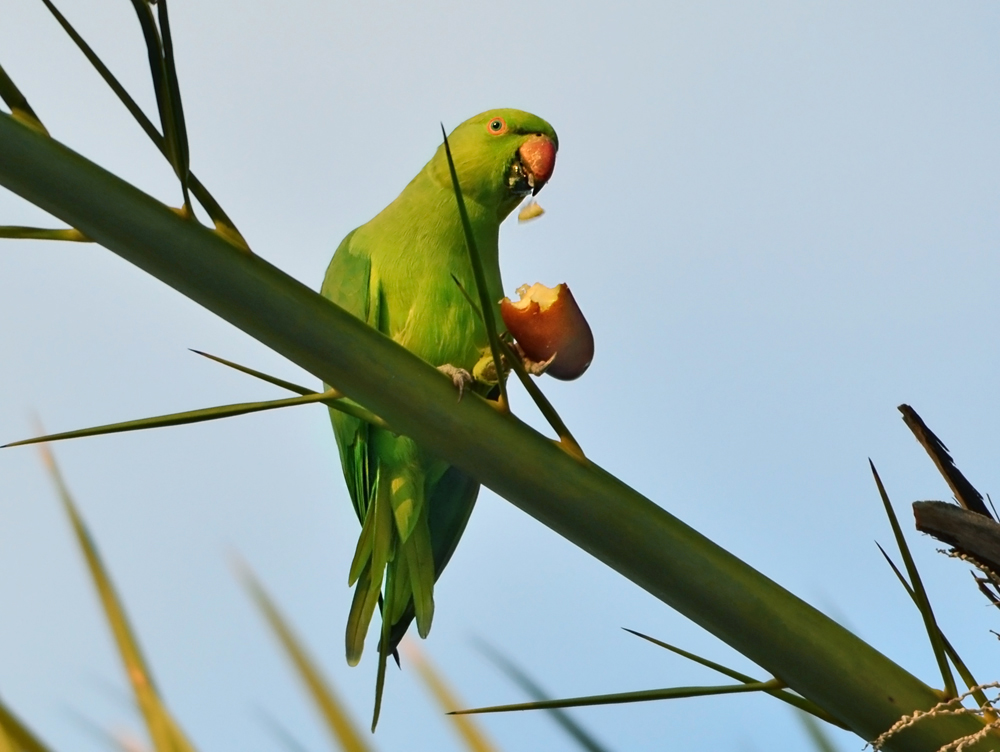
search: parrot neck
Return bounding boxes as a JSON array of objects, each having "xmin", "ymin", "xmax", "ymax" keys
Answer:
[
  {"xmin": 424, "ymin": 151, "xmax": 520, "ymax": 225},
  {"xmin": 368, "ymin": 169, "xmax": 503, "ymax": 284},
  {"xmin": 414, "ymin": 166, "xmax": 503, "ymax": 261}
]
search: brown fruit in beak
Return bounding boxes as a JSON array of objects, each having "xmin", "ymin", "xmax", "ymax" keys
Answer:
[{"xmin": 500, "ymin": 282, "xmax": 594, "ymax": 380}]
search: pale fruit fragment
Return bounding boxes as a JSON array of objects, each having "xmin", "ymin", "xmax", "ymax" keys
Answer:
[
  {"xmin": 500, "ymin": 282, "xmax": 594, "ymax": 380},
  {"xmin": 518, "ymin": 200, "xmax": 545, "ymax": 222}
]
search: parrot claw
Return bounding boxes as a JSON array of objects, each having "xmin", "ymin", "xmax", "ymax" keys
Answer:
[
  {"xmin": 513, "ymin": 343, "xmax": 557, "ymax": 376},
  {"xmin": 437, "ymin": 364, "xmax": 475, "ymax": 400}
]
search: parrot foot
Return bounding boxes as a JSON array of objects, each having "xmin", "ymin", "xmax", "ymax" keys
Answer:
[
  {"xmin": 513, "ymin": 342, "xmax": 557, "ymax": 376},
  {"xmin": 437, "ymin": 364, "xmax": 475, "ymax": 400}
]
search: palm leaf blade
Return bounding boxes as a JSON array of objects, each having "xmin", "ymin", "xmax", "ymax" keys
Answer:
[
  {"xmin": 452, "ymin": 680, "xmax": 781, "ymax": 715},
  {"xmin": 4, "ymin": 392, "xmax": 335, "ymax": 448}
]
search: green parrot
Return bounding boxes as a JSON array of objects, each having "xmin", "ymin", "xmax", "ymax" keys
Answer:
[{"xmin": 320, "ymin": 108, "xmax": 558, "ymax": 726}]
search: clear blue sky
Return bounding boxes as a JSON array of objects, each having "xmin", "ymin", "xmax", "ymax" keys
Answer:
[{"xmin": 1, "ymin": 2, "xmax": 999, "ymax": 750}]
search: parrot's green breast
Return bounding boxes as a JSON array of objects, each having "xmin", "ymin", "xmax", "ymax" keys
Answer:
[{"xmin": 349, "ymin": 179, "xmax": 501, "ymax": 370}]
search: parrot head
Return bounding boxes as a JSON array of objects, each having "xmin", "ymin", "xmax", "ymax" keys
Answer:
[{"xmin": 430, "ymin": 109, "xmax": 558, "ymax": 221}]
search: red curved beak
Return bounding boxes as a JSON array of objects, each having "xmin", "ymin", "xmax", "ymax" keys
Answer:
[{"xmin": 518, "ymin": 135, "xmax": 556, "ymax": 194}]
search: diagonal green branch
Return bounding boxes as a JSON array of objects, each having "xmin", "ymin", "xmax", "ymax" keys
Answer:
[{"xmin": 0, "ymin": 111, "xmax": 991, "ymax": 751}]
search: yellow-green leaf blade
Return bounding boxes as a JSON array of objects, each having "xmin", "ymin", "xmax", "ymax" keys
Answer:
[
  {"xmin": 0, "ymin": 697, "xmax": 52, "ymax": 752},
  {"xmin": 239, "ymin": 563, "xmax": 374, "ymax": 752},
  {"xmin": 440, "ymin": 126, "xmax": 508, "ymax": 411},
  {"xmin": 40, "ymin": 444, "xmax": 198, "ymax": 752},
  {"xmin": 403, "ymin": 642, "xmax": 499, "ymax": 752},
  {"xmin": 190, "ymin": 350, "xmax": 316, "ymax": 396},
  {"xmin": 188, "ymin": 352, "xmax": 389, "ymax": 428}
]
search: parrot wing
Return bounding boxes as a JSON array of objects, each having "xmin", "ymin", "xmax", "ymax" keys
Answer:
[
  {"xmin": 321, "ymin": 230, "xmax": 395, "ymax": 684},
  {"xmin": 321, "ymin": 228, "xmax": 423, "ymax": 729},
  {"xmin": 321, "ymin": 229, "xmax": 379, "ymax": 523}
]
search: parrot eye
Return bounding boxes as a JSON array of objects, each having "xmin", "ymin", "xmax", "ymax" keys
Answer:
[{"xmin": 487, "ymin": 117, "xmax": 507, "ymax": 135}]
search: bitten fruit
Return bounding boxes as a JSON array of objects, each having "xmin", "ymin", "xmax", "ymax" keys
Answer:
[{"xmin": 500, "ymin": 282, "xmax": 594, "ymax": 380}]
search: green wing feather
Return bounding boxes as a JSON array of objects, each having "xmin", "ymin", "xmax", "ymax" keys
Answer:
[
  {"xmin": 322, "ymin": 231, "xmax": 388, "ymax": 663},
  {"xmin": 321, "ymin": 229, "xmax": 375, "ymax": 523},
  {"xmin": 384, "ymin": 465, "xmax": 480, "ymax": 653}
]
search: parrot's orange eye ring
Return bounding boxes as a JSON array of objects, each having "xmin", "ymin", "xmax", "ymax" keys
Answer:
[{"xmin": 487, "ymin": 117, "xmax": 507, "ymax": 135}]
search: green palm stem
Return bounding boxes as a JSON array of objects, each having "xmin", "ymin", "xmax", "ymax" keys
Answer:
[{"xmin": 0, "ymin": 112, "xmax": 990, "ymax": 751}]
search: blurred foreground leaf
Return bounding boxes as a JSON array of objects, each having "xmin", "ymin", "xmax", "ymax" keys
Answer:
[
  {"xmin": 799, "ymin": 710, "xmax": 842, "ymax": 752},
  {"xmin": 0, "ymin": 698, "xmax": 52, "ymax": 752},
  {"xmin": 39, "ymin": 443, "xmax": 198, "ymax": 752},
  {"xmin": 402, "ymin": 641, "xmax": 499, "ymax": 752},
  {"xmin": 475, "ymin": 641, "xmax": 613, "ymax": 752},
  {"xmin": 239, "ymin": 562, "xmax": 374, "ymax": 752}
]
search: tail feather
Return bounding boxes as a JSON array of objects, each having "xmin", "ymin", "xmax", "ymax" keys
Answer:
[
  {"xmin": 345, "ymin": 562, "xmax": 376, "ymax": 667},
  {"xmin": 402, "ymin": 509, "xmax": 436, "ymax": 638},
  {"xmin": 348, "ymin": 496, "xmax": 377, "ymax": 586},
  {"xmin": 371, "ymin": 556, "xmax": 397, "ymax": 732},
  {"xmin": 345, "ymin": 474, "xmax": 395, "ymax": 666},
  {"xmin": 352, "ymin": 455, "xmax": 482, "ymax": 724},
  {"xmin": 386, "ymin": 543, "xmax": 411, "ymax": 625},
  {"xmin": 382, "ymin": 467, "xmax": 482, "ymax": 659}
]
